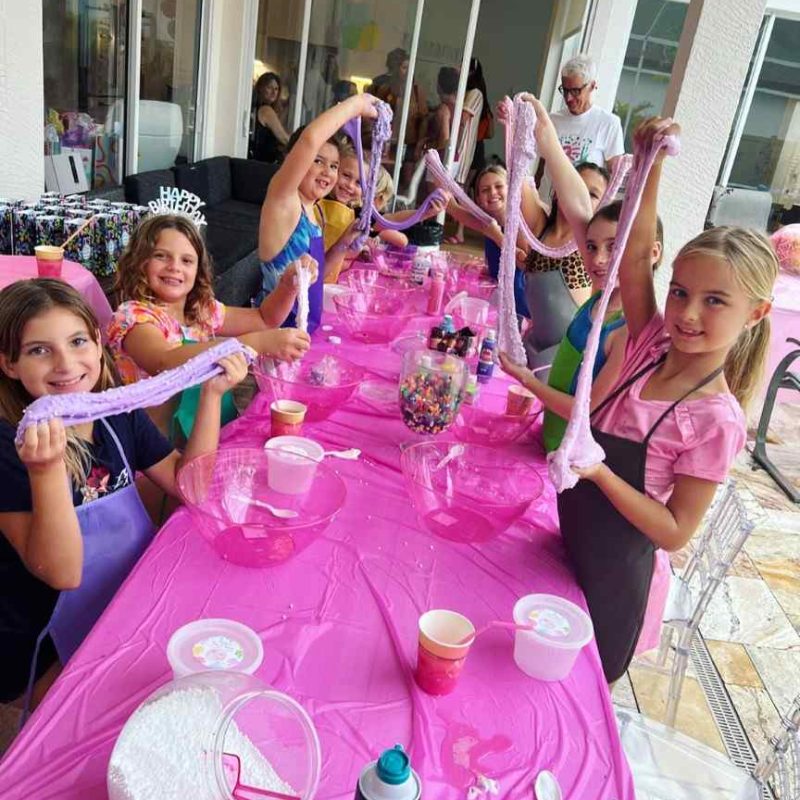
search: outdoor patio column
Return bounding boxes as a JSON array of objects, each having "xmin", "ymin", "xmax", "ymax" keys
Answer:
[{"xmin": 656, "ymin": 0, "xmax": 768, "ymax": 298}]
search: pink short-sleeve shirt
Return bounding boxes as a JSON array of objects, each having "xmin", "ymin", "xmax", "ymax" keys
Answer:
[
  {"xmin": 107, "ymin": 299, "xmax": 226, "ymax": 384},
  {"xmin": 593, "ymin": 313, "xmax": 746, "ymax": 504}
]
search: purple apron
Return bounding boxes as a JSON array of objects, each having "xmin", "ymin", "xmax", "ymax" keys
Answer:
[
  {"xmin": 306, "ymin": 232, "xmax": 325, "ymax": 334},
  {"xmin": 23, "ymin": 418, "xmax": 155, "ymax": 711}
]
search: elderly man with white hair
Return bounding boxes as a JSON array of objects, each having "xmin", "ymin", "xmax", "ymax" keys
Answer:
[{"xmin": 550, "ymin": 54, "xmax": 624, "ymax": 171}]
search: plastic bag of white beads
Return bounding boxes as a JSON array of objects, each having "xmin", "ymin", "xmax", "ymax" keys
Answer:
[{"xmin": 107, "ymin": 671, "xmax": 321, "ymax": 800}]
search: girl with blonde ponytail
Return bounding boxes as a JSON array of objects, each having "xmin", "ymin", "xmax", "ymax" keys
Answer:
[{"xmin": 549, "ymin": 117, "xmax": 777, "ymax": 684}]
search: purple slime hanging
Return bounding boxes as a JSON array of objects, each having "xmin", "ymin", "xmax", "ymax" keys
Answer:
[
  {"xmin": 342, "ymin": 109, "xmax": 449, "ymax": 247},
  {"xmin": 548, "ymin": 132, "xmax": 680, "ymax": 492},
  {"xmin": 16, "ymin": 339, "xmax": 254, "ymax": 445}
]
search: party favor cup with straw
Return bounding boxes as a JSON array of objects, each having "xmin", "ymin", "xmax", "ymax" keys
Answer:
[
  {"xmin": 35, "ymin": 245, "xmax": 65, "ymax": 278},
  {"xmin": 415, "ymin": 609, "xmax": 475, "ymax": 695}
]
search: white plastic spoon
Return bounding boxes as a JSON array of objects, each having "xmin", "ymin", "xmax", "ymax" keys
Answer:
[
  {"xmin": 534, "ymin": 771, "xmax": 562, "ymax": 800},
  {"xmin": 322, "ymin": 447, "xmax": 361, "ymax": 460},
  {"xmin": 229, "ymin": 494, "xmax": 299, "ymax": 519}
]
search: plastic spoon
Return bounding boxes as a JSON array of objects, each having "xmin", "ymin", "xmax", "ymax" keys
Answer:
[
  {"xmin": 229, "ymin": 494, "xmax": 299, "ymax": 519},
  {"xmin": 322, "ymin": 447, "xmax": 361, "ymax": 460},
  {"xmin": 534, "ymin": 771, "xmax": 562, "ymax": 800},
  {"xmin": 434, "ymin": 443, "xmax": 464, "ymax": 472},
  {"xmin": 457, "ymin": 620, "xmax": 534, "ymax": 645},
  {"xmin": 222, "ymin": 753, "xmax": 300, "ymax": 800}
]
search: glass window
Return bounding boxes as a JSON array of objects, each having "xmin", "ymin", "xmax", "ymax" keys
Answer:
[
  {"xmin": 43, "ymin": 0, "xmax": 128, "ymax": 188},
  {"xmin": 253, "ymin": 0, "xmax": 306, "ymax": 149},
  {"xmin": 613, "ymin": 0, "xmax": 689, "ymax": 152},
  {"xmin": 137, "ymin": 0, "xmax": 203, "ymax": 171},
  {"xmin": 724, "ymin": 17, "xmax": 800, "ymax": 212}
]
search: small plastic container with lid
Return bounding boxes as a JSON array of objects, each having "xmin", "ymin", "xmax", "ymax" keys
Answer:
[
  {"xmin": 512, "ymin": 594, "xmax": 594, "ymax": 681},
  {"xmin": 167, "ymin": 618, "xmax": 264, "ymax": 680}
]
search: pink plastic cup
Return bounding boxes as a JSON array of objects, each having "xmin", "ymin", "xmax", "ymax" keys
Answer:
[
  {"xmin": 414, "ymin": 609, "xmax": 475, "ymax": 695},
  {"xmin": 34, "ymin": 245, "xmax": 64, "ymax": 278}
]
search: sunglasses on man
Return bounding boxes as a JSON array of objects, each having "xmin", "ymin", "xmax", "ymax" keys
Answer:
[{"xmin": 558, "ymin": 82, "xmax": 591, "ymax": 98}]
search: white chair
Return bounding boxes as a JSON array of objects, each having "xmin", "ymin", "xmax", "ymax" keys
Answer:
[
  {"xmin": 638, "ymin": 482, "xmax": 755, "ymax": 727},
  {"xmin": 617, "ymin": 695, "xmax": 800, "ymax": 799}
]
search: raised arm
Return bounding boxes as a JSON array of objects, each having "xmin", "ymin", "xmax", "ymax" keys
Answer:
[
  {"xmin": 619, "ymin": 117, "xmax": 678, "ymax": 341},
  {"xmin": 518, "ymin": 94, "xmax": 594, "ymax": 245}
]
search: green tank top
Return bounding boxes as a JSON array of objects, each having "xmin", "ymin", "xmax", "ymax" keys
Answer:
[{"xmin": 542, "ymin": 293, "xmax": 625, "ymax": 453}]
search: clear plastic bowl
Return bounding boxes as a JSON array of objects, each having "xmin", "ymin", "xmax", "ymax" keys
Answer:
[
  {"xmin": 452, "ymin": 402, "xmax": 539, "ymax": 446},
  {"xmin": 333, "ymin": 287, "xmax": 421, "ymax": 344},
  {"xmin": 400, "ymin": 441, "xmax": 544, "ymax": 543},
  {"xmin": 108, "ymin": 671, "xmax": 321, "ymax": 800},
  {"xmin": 178, "ymin": 448, "xmax": 346, "ymax": 567},
  {"xmin": 253, "ymin": 352, "xmax": 364, "ymax": 423},
  {"xmin": 399, "ymin": 349, "xmax": 467, "ymax": 435},
  {"xmin": 341, "ymin": 268, "xmax": 419, "ymax": 295},
  {"xmin": 512, "ymin": 594, "xmax": 594, "ymax": 681}
]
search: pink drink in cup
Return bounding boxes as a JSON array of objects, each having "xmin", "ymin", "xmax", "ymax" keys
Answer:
[
  {"xmin": 414, "ymin": 609, "xmax": 475, "ymax": 695},
  {"xmin": 34, "ymin": 245, "xmax": 64, "ymax": 278}
]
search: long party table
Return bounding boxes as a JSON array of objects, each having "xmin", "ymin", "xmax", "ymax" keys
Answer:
[
  {"xmin": 0, "ymin": 312, "xmax": 634, "ymax": 800},
  {"xmin": 0, "ymin": 255, "xmax": 113, "ymax": 338}
]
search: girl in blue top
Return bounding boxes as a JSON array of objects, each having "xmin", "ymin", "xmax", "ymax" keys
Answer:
[{"xmin": 255, "ymin": 94, "xmax": 379, "ymax": 331}]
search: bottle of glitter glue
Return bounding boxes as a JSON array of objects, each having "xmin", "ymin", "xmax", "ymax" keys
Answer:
[
  {"xmin": 476, "ymin": 330, "xmax": 496, "ymax": 384},
  {"xmin": 427, "ymin": 269, "xmax": 445, "ymax": 315},
  {"xmin": 354, "ymin": 745, "xmax": 421, "ymax": 800}
]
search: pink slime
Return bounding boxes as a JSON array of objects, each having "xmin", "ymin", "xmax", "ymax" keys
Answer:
[
  {"xmin": 15, "ymin": 339, "xmax": 253, "ymax": 445},
  {"xmin": 548, "ymin": 132, "xmax": 680, "ymax": 491}
]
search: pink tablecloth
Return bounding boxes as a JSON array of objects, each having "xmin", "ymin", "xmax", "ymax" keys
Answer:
[
  {"xmin": 0, "ymin": 316, "xmax": 634, "ymax": 800},
  {"xmin": 0, "ymin": 255, "xmax": 113, "ymax": 336}
]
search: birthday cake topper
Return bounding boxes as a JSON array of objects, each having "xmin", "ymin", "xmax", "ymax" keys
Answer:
[{"xmin": 147, "ymin": 186, "xmax": 207, "ymax": 228}]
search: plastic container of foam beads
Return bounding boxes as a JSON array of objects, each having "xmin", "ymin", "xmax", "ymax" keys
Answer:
[{"xmin": 108, "ymin": 671, "xmax": 321, "ymax": 800}]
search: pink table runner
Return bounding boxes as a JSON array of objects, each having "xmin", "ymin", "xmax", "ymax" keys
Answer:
[
  {"xmin": 0, "ymin": 255, "xmax": 113, "ymax": 339},
  {"xmin": 0, "ymin": 313, "xmax": 634, "ymax": 800}
]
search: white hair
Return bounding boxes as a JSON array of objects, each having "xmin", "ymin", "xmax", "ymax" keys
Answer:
[{"xmin": 561, "ymin": 54, "xmax": 597, "ymax": 84}]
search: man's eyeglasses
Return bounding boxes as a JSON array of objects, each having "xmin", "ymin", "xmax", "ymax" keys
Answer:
[{"xmin": 558, "ymin": 82, "xmax": 590, "ymax": 98}]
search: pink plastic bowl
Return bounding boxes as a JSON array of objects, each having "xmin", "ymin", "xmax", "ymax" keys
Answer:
[
  {"xmin": 374, "ymin": 250, "xmax": 413, "ymax": 279},
  {"xmin": 400, "ymin": 442, "xmax": 544, "ymax": 543},
  {"xmin": 452, "ymin": 402, "xmax": 540, "ymax": 446},
  {"xmin": 333, "ymin": 286, "xmax": 422, "ymax": 344},
  {"xmin": 253, "ymin": 352, "xmax": 364, "ymax": 422},
  {"xmin": 178, "ymin": 448, "xmax": 346, "ymax": 567},
  {"xmin": 342, "ymin": 268, "xmax": 419, "ymax": 295}
]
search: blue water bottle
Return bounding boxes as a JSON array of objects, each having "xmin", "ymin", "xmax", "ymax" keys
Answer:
[{"xmin": 354, "ymin": 745, "xmax": 421, "ymax": 800}]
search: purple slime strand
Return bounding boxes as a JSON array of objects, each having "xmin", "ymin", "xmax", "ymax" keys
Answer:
[
  {"xmin": 548, "ymin": 133, "xmax": 680, "ymax": 492},
  {"xmin": 343, "ymin": 113, "xmax": 452, "ymax": 242},
  {"xmin": 16, "ymin": 339, "xmax": 253, "ymax": 445},
  {"xmin": 496, "ymin": 95, "xmax": 537, "ymax": 363}
]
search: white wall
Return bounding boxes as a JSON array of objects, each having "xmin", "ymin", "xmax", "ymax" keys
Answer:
[{"xmin": 0, "ymin": 1, "xmax": 43, "ymax": 200}]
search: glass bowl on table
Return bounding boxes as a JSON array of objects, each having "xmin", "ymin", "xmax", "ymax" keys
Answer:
[
  {"xmin": 253, "ymin": 351, "xmax": 364, "ymax": 423},
  {"xmin": 452, "ymin": 400, "xmax": 540, "ymax": 446},
  {"xmin": 108, "ymin": 671, "xmax": 321, "ymax": 800},
  {"xmin": 400, "ymin": 441, "xmax": 544, "ymax": 543},
  {"xmin": 333, "ymin": 286, "xmax": 422, "ymax": 345},
  {"xmin": 177, "ymin": 448, "xmax": 346, "ymax": 567}
]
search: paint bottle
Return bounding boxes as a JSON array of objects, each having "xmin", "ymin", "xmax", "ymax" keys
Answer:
[
  {"xmin": 463, "ymin": 374, "xmax": 479, "ymax": 405},
  {"xmin": 476, "ymin": 330, "xmax": 497, "ymax": 384},
  {"xmin": 427, "ymin": 269, "xmax": 445, "ymax": 315},
  {"xmin": 411, "ymin": 252, "xmax": 429, "ymax": 285},
  {"xmin": 354, "ymin": 745, "xmax": 422, "ymax": 800},
  {"xmin": 441, "ymin": 314, "xmax": 455, "ymax": 335}
]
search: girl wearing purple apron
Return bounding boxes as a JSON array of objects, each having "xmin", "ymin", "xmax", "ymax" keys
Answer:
[
  {"xmin": 0, "ymin": 280, "xmax": 246, "ymax": 709},
  {"xmin": 255, "ymin": 92, "xmax": 380, "ymax": 330}
]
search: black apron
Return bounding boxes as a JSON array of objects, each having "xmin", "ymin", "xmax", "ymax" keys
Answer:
[{"xmin": 557, "ymin": 355, "xmax": 723, "ymax": 682}]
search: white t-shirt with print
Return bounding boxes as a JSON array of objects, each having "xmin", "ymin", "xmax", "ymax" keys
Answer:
[{"xmin": 551, "ymin": 105, "xmax": 625, "ymax": 167}]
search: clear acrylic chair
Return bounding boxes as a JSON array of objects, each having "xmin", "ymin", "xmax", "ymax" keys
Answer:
[
  {"xmin": 616, "ymin": 695, "xmax": 800, "ymax": 799},
  {"xmin": 642, "ymin": 482, "xmax": 755, "ymax": 727}
]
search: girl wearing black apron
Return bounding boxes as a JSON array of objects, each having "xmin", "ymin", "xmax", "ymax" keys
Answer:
[{"xmin": 557, "ymin": 354, "xmax": 724, "ymax": 683}]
